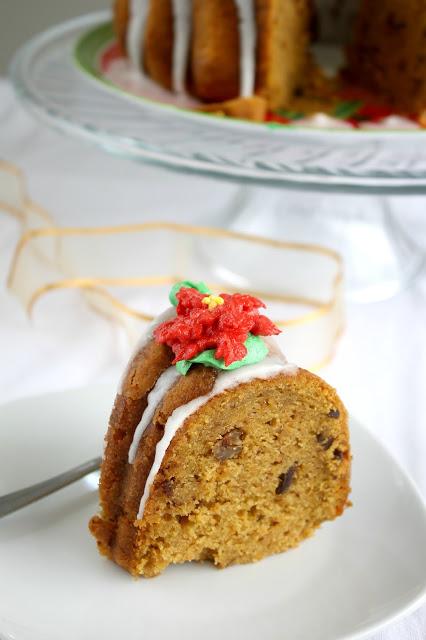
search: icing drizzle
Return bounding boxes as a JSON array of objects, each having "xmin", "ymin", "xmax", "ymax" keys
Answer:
[
  {"xmin": 126, "ymin": 0, "xmax": 257, "ymax": 97},
  {"xmin": 128, "ymin": 366, "xmax": 181, "ymax": 463},
  {"xmin": 136, "ymin": 350, "xmax": 297, "ymax": 519},
  {"xmin": 233, "ymin": 0, "xmax": 257, "ymax": 97},
  {"xmin": 126, "ymin": 0, "xmax": 150, "ymax": 71},
  {"xmin": 171, "ymin": 0, "xmax": 192, "ymax": 94}
]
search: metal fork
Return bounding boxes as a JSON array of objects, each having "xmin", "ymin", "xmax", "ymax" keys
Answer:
[{"xmin": 0, "ymin": 457, "xmax": 101, "ymax": 518}]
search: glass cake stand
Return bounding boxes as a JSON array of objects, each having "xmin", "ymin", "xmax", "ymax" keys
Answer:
[{"xmin": 10, "ymin": 11, "xmax": 426, "ymax": 301}]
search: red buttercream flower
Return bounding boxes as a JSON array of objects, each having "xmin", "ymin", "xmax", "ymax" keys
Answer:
[{"xmin": 154, "ymin": 287, "xmax": 281, "ymax": 366}]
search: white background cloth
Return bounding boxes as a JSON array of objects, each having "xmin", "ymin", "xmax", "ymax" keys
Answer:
[{"xmin": 1, "ymin": 78, "xmax": 425, "ymax": 638}]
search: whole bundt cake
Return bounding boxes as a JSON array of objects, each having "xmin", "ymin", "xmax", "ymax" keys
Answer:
[
  {"xmin": 112, "ymin": 0, "xmax": 426, "ymax": 118},
  {"xmin": 90, "ymin": 281, "xmax": 351, "ymax": 577}
]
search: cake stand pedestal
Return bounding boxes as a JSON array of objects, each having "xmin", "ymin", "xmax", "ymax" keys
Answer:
[{"xmin": 217, "ymin": 185, "xmax": 425, "ymax": 302}]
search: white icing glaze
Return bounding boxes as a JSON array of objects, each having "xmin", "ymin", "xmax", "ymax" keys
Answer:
[
  {"xmin": 126, "ymin": 0, "xmax": 150, "ymax": 71},
  {"xmin": 128, "ymin": 366, "xmax": 181, "ymax": 463},
  {"xmin": 171, "ymin": 0, "xmax": 192, "ymax": 94},
  {"xmin": 234, "ymin": 0, "xmax": 257, "ymax": 97},
  {"xmin": 137, "ymin": 353, "xmax": 298, "ymax": 519}
]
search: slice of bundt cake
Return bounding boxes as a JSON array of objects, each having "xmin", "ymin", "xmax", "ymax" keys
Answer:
[
  {"xmin": 114, "ymin": 0, "xmax": 312, "ymax": 112},
  {"xmin": 90, "ymin": 281, "xmax": 350, "ymax": 577}
]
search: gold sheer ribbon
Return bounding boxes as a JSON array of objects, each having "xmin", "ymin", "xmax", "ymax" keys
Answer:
[{"xmin": 1, "ymin": 161, "xmax": 344, "ymax": 370}]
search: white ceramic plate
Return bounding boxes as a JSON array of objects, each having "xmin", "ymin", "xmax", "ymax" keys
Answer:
[{"xmin": 0, "ymin": 385, "xmax": 425, "ymax": 640}]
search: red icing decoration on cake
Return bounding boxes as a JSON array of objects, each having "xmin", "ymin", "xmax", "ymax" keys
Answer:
[{"xmin": 154, "ymin": 287, "xmax": 280, "ymax": 367}]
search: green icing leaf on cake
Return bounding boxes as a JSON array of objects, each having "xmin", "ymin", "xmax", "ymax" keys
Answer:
[
  {"xmin": 175, "ymin": 334, "xmax": 269, "ymax": 375},
  {"xmin": 169, "ymin": 280, "xmax": 210, "ymax": 306}
]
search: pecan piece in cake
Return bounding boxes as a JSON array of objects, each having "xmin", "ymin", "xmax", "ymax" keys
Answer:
[
  {"xmin": 213, "ymin": 428, "xmax": 244, "ymax": 461},
  {"xmin": 276, "ymin": 464, "xmax": 297, "ymax": 495}
]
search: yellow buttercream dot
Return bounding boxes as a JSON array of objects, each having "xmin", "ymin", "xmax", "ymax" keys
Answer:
[{"xmin": 202, "ymin": 295, "xmax": 224, "ymax": 311}]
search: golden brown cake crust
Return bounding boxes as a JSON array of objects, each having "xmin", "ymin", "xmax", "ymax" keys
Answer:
[
  {"xmin": 90, "ymin": 337, "xmax": 351, "ymax": 577},
  {"xmin": 113, "ymin": 0, "xmax": 129, "ymax": 53},
  {"xmin": 196, "ymin": 96, "xmax": 268, "ymax": 122},
  {"xmin": 190, "ymin": 0, "xmax": 312, "ymax": 106},
  {"xmin": 254, "ymin": 0, "xmax": 312, "ymax": 109},
  {"xmin": 143, "ymin": 0, "xmax": 174, "ymax": 90},
  {"xmin": 113, "ymin": 0, "xmax": 312, "ymax": 112},
  {"xmin": 89, "ymin": 340, "xmax": 218, "ymax": 566},
  {"xmin": 190, "ymin": 0, "xmax": 241, "ymax": 102},
  {"xmin": 347, "ymin": 0, "xmax": 426, "ymax": 112},
  {"xmin": 95, "ymin": 339, "xmax": 172, "ymax": 525},
  {"xmin": 191, "ymin": 0, "xmax": 312, "ymax": 107}
]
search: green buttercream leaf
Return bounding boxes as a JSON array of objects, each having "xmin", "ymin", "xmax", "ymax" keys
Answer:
[
  {"xmin": 175, "ymin": 360, "xmax": 193, "ymax": 376},
  {"xmin": 176, "ymin": 334, "xmax": 268, "ymax": 375},
  {"xmin": 169, "ymin": 280, "xmax": 211, "ymax": 306}
]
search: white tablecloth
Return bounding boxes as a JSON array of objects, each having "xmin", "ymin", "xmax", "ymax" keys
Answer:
[{"xmin": 1, "ymin": 78, "xmax": 425, "ymax": 639}]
